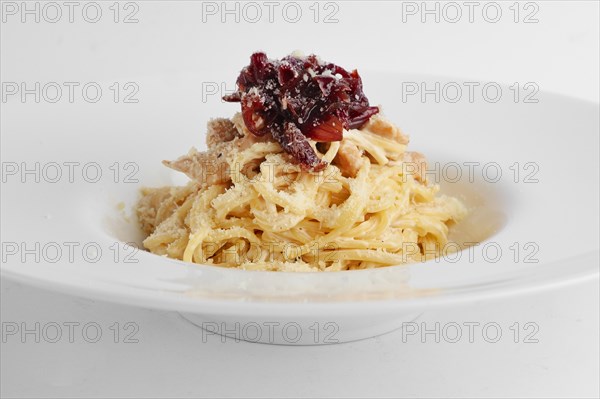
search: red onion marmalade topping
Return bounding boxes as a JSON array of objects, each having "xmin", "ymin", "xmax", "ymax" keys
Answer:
[{"xmin": 223, "ymin": 52, "xmax": 379, "ymax": 171}]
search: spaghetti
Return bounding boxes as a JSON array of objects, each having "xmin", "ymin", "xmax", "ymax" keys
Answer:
[{"xmin": 137, "ymin": 112, "xmax": 467, "ymax": 271}]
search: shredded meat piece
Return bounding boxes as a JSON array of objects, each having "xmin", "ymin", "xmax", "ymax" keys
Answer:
[
  {"xmin": 163, "ymin": 115, "xmax": 266, "ymax": 187},
  {"xmin": 163, "ymin": 148, "xmax": 228, "ymax": 187},
  {"xmin": 403, "ymin": 151, "xmax": 427, "ymax": 182},
  {"xmin": 364, "ymin": 115, "xmax": 409, "ymax": 144},
  {"xmin": 333, "ymin": 140, "xmax": 363, "ymax": 178},
  {"xmin": 206, "ymin": 118, "xmax": 242, "ymax": 149}
]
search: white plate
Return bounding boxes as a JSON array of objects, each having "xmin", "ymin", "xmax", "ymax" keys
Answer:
[{"xmin": 2, "ymin": 72, "xmax": 598, "ymax": 345}]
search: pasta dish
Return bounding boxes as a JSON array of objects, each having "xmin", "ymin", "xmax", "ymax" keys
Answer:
[{"xmin": 137, "ymin": 52, "xmax": 466, "ymax": 271}]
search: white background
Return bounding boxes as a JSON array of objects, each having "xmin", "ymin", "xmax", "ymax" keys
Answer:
[{"xmin": 1, "ymin": 1, "xmax": 599, "ymax": 398}]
